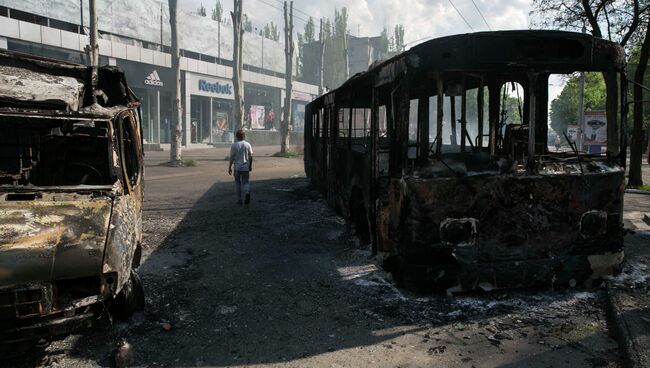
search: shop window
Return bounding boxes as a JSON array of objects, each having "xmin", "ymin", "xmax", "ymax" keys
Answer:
[{"xmin": 337, "ymin": 108, "xmax": 350, "ymax": 147}]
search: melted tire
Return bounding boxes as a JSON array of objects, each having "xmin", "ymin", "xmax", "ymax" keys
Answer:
[{"xmin": 110, "ymin": 270, "xmax": 145, "ymax": 321}]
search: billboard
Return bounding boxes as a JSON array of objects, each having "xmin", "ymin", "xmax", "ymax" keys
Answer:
[{"xmin": 583, "ymin": 111, "xmax": 607, "ymax": 145}]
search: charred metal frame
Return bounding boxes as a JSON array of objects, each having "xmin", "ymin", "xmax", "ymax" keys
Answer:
[
  {"xmin": 305, "ymin": 31, "xmax": 627, "ymax": 292},
  {"xmin": 0, "ymin": 50, "xmax": 144, "ymax": 342}
]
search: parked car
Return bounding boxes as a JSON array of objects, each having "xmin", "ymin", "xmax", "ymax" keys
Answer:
[{"xmin": 0, "ymin": 50, "xmax": 145, "ymax": 347}]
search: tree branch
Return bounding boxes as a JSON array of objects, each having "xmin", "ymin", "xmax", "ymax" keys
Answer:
[{"xmin": 620, "ymin": 0, "xmax": 640, "ymax": 46}]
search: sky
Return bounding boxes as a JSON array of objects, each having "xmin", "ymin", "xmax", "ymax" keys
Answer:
[
  {"xmin": 180, "ymin": 0, "xmax": 564, "ymax": 111},
  {"xmin": 181, "ymin": 0, "xmax": 532, "ymax": 43}
]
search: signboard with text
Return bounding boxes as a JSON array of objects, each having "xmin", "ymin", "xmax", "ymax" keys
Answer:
[
  {"xmin": 583, "ymin": 111, "xmax": 607, "ymax": 145},
  {"xmin": 188, "ymin": 73, "xmax": 234, "ymax": 100}
]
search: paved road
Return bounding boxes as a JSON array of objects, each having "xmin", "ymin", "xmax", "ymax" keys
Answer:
[{"xmin": 10, "ymin": 147, "xmax": 647, "ymax": 368}]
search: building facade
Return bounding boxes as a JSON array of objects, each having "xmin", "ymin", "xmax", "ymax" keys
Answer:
[{"xmin": 0, "ymin": 1, "xmax": 319, "ymax": 148}]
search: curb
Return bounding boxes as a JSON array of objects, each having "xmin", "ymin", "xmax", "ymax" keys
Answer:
[
  {"xmin": 604, "ymin": 286, "xmax": 634, "ymax": 368},
  {"xmin": 625, "ymin": 189, "xmax": 650, "ymax": 195}
]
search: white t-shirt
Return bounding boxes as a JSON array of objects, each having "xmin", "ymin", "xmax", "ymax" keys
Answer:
[{"xmin": 230, "ymin": 140, "xmax": 253, "ymax": 172}]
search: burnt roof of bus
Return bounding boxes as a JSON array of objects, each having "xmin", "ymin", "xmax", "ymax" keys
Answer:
[
  {"xmin": 310, "ymin": 30, "xmax": 625, "ymax": 107},
  {"xmin": 0, "ymin": 49, "xmax": 138, "ymax": 116}
]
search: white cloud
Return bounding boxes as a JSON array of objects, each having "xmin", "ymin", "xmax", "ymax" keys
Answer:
[{"xmin": 182, "ymin": 0, "xmax": 532, "ymax": 45}]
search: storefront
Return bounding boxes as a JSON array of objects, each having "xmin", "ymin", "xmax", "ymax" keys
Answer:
[
  {"xmin": 244, "ymin": 83, "xmax": 281, "ymax": 131},
  {"xmin": 185, "ymin": 72, "xmax": 234, "ymax": 144},
  {"xmin": 116, "ymin": 60, "xmax": 174, "ymax": 144},
  {"xmin": 291, "ymin": 91, "xmax": 314, "ymax": 133}
]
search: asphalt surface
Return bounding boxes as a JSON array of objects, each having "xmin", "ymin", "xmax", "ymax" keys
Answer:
[{"xmin": 5, "ymin": 147, "xmax": 650, "ymax": 368}]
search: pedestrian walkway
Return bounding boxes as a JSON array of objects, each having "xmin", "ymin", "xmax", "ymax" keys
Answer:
[{"xmin": 608, "ymin": 192, "xmax": 650, "ymax": 368}]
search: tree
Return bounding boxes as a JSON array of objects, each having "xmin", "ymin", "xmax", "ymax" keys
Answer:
[
  {"xmin": 379, "ymin": 27, "xmax": 389, "ymax": 55},
  {"xmin": 264, "ymin": 21, "xmax": 280, "ymax": 41},
  {"xmin": 394, "ymin": 24, "xmax": 405, "ymax": 52},
  {"xmin": 304, "ymin": 17, "xmax": 315, "ymax": 42},
  {"xmin": 281, "ymin": 1, "xmax": 294, "ymax": 154},
  {"xmin": 211, "ymin": 0, "xmax": 223, "ymax": 22},
  {"xmin": 550, "ymin": 73, "xmax": 607, "ymax": 137},
  {"xmin": 243, "ymin": 13, "xmax": 253, "ymax": 32},
  {"xmin": 169, "ymin": 0, "xmax": 183, "ymax": 165},
  {"xmin": 532, "ymin": 0, "xmax": 646, "ymax": 154},
  {"xmin": 197, "ymin": 3, "xmax": 207, "ymax": 16},
  {"xmin": 88, "ymin": 0, "xmax": 99, "ymax": 104},
  {"xmin": 630, "ymin": 20, "xmax": 650, "ymax": 186},
  {"xmin": 232, "ymin": 0, "xmax": 245, "ymax": 130}
]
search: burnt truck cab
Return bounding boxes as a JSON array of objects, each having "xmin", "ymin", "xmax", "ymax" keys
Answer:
[
  {"xmin": 305, "ymin": 31, "xmax": 628, "ymax": 292},
  {"xmin": 0, "ymin": 51, "xmax": 144, "ymax": 343}
]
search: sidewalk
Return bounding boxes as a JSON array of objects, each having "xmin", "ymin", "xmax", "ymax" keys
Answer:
[{"xmin": 608, "ymin": 192, "xmax": 650, "ymax": 368}]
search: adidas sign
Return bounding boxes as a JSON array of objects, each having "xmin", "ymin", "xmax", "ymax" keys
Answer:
[{"xmin": 144, "ymin": 70, "xmax": 164, "ymax": 86}]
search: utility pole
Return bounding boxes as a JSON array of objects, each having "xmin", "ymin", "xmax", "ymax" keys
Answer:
[
  {"xmin": 343, "ymin": 30, "xmax": 349, "ymax": 80},
  {"xmin": 169, "ymin": 0, "xmax": 183, "ymax": 165},
  {"xmin": 281, "ymin": 1, "xmax": 294, "ymax": 153},
  {"xmin": 576, "ymin": 24, "xmax": 586, "ymax": 151},
  {"xmin": 318, "ymin": 18, "xmax": 325, "ymax": 95},
  {"xmin": 231, "ymin": 0, "xmax": 245, "ymax": 130},
  {"xmin": 160, "ymin": 2, "xmax": 163, "ymax": 50},
  {"xmin": 79, "ymin": 0, "xmax": 84, "ymax": 34},
  {"xmin": 88, "ymin": 0, "xmax": 99, "ymax": 104}
]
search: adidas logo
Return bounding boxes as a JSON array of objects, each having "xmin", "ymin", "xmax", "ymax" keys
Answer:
[{"xmin": 144, "ymin": 70, "xmax": 164, "ymax": 86}]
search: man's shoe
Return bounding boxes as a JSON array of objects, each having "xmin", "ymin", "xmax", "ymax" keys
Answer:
[{"xmin": 245, "ymin": 193, "xmax": 250, "ymax": 205}]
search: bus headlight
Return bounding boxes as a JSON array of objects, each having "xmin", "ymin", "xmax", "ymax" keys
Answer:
[
  {"xmin": 440, "ymin": 218, "xmax": 478, "ymax": 246},
  {"xmin": 580, "ymin": 210, "xmax": 607, "ymax": 237}
]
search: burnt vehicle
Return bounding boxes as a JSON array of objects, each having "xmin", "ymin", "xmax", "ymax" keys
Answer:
[
  {"xmin": 0, "ymin": 50, "xmax": 145, "ymax": 345},
  {"xmin": 305, "ymin": 31, "xmax": 627, "ymax": 291}
]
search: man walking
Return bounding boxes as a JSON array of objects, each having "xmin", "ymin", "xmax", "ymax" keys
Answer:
[{"xmin": 228, "ymin": 130, "xmax": 254, "ymax": 205}]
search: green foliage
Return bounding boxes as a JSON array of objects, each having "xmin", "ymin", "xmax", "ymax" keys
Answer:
[
  {"xmin": 320, "ymin": 8, "xmax": 348, "ymax": 89},
  {"xmin": 243, "ymin": 14, "xmax": 253, "ymax": 32},
  {"xmin": 182, "ymin": 159, "xmax": 197, "ymax": 167},
  {"xmin": 211, "ymin": 0, "xmax": 223, "ymax": 22},
  {"xmin": 549, "ymin": 73, "xmax": 607, "ymax": 136},
  {"xmin": 263, "ymin": 21, "xmax": 280, "ymax": 41},
  {"xmin": 393, "ymin": 24, "xmax": 405, "ymax": 52},
  {"xmin": 197, "ymin": 3, "xmax": 207, "ymax": 17},
  {"xmin": 304, "ymin": 17, "xmax": 315, "ymax": 43},
  {"xmin": 272, "ymin": 150, "xmax": 300, "ymax": 158}
]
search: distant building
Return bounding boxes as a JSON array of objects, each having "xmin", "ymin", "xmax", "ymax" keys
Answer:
[{"xmin": 300, "ymin": 35, "xmax": 390, "ymax": 90}]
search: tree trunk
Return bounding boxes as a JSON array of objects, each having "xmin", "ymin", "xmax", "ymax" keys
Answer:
[
  {"xmin": 318, "ymin": 18, "xmax": 325, "ymax": 95},
  {"xmin": 449, "ymin": 96, "xmax": 457, "ymax": 147},
  {"xmin": 281, "ymin": 1, "xmax": 293, "ymax": 154},
  {"xmin": 169, "ymin": 0, "xmax": 182, "ymax": 165},
  {"xmin": 231, "ymin": 0, "xmax": 244, "ymax": 131},
  {"xmin": 604, "ymin": 71, "xmax": 619, "ymax": 154},
  {"xmin": 629, "ymin": 22, "xmax": 650, "ymax": 187},
  {"xmin": 88, "ymin": 0, "xmax": 98, "ymax": 104}
]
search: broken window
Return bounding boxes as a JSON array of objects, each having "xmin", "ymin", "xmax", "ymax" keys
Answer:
[
  {"xmin": 337, "ymin": 108, "xmax": 350, "ymax": 147},
  {"xmin": 0, "ymin": 117, "xmax": 115, "ymax": 187},
  {"xmin": 118, "ymin": 114, "xmax": 142, "ymax": 186},
  {"xmin": 351, "ymin": 108, "xmax": 370, "ymax": 153}
]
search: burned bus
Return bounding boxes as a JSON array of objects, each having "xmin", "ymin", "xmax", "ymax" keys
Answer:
[
  {"xmin": 0, "ymin": 50, "xmax": 145, "ymax": 344},
  {"xmin": 304, "ymin": 31, "xmax": 627, "ymax": 291}
]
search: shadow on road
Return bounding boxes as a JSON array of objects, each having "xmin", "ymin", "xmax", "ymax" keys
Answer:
[{"xmin": 4, "ymin": 174, "xmax": 622, "ymax": 367}]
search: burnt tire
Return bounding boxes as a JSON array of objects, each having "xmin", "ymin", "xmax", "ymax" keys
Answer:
[
  {"xmin": 110, "ymin": 270, "xmax": 145, "ymax": 321},
  {"xmin": 350, "ymin": 194, "xmax": 371, "ymax": 245}
]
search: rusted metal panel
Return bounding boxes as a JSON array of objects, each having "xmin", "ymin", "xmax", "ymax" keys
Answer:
[
  {"xmin": 0, "ymin": 193, "xmax": 112, "ymax": 286},
  {"xmin": 305, "ymin": 30, "xmax": 627, "ymax": 292}
]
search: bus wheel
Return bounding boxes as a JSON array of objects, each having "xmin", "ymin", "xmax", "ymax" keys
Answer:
[{"xmin": 350, "ymin": 194, "xmax": 371, "ymax": 245}]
